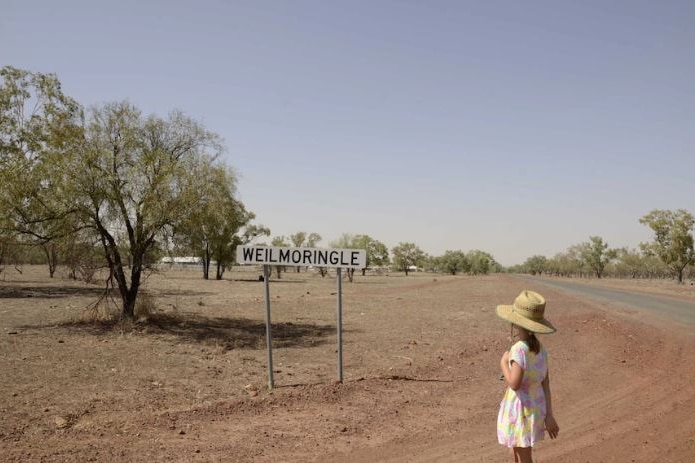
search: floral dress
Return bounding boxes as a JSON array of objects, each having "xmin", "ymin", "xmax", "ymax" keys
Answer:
[{"xmin": 497, "ymin": 341, "xmax": 548, "ymax": 448}]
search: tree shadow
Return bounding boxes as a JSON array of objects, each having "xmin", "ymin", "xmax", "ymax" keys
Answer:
[
  {"xmin": 0, "ymin": 285, "xmax": 212, "ymax": 299},
  {"xmin": 19, "ymin": 312, "xmax": 341, "ymax": 350},
  {"xmin": 229, "ymin": 278, "xmax": 309, "ymax": 284},
  {"xmin": 0, "ymin": 285, "xmax": 111, "ymax": 299},
  {"xmin": 151, "ymin": 289, "xmax": 215, "ymax": 297}
]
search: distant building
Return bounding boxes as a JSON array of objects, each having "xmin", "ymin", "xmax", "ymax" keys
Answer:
[{"xmin": 159, "ymin": 256, "xmax": 207, "ymax": 267}]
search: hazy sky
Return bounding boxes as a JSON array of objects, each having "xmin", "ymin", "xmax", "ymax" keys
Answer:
[{"xmin": 3, "ymin": 0, "xmax": 694, "ymax": 265}]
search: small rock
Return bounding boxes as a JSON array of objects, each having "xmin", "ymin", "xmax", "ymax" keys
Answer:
[
  {"xmin": 179, "ymin": 430, "xmax": 186, "ymax": 435},
  {"xmin": 58, "ymin": 340, "xmax": 64, "ymax": 344},
  {"xmin": 54, "ymin": 417, "xmax": 69, "ymax": 429},
  {"xmin": 8, "ymin": 331, "xmax": 18, "ymax": 335},
  {"xmin": 340, "ymin": 427, "xmax": 347, "ymax": 433}
]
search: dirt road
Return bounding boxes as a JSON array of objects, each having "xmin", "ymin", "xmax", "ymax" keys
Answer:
[{"xmin": 519, "ymin": 276, "xmax": 695, "ymax": 324}]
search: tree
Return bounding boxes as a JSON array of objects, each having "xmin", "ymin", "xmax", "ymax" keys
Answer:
[
  {"xmin": 288, "ymin": 232, "xmax": 321, "ymax": 272},
  {"xmin": 523, "ymin": 255, "xmax": 547, "ymax": 275},
  {"xmin": 1, "ymin": 68, "xmax": 244, "ymax": 318},
  {"xmin": 438, "ymin": 250, "xmax": 469, "ymax": 275},
  {"xmin": 467, "ymin": 250, "xmax": 496, "ymax": 275},
  {"xmin": 73, "ymin": 102, "xmax": 231, "ymax": 316},
  {"xmin": 640, "ymin": 209, "xmax": 695, "ymax": 283},
  {"xmin": 612, "ymin": 247, "xmax": 644, "ymax": 279},
  {"xmin": 289, "ymin": 232, "xmax": 307, "ymax": 272},
  {"xmin": 331, "ymin": 233, "xmax": 359, "ymax": 282},
  {"xmin": 391, "ymin": 242, "xmax": 425, "ymax": 276},
  {"xmin": 239, "ymin": 224, "xmax": 271, "ymax": 246},
  {"xmin": 579, "ymin": 236, "xmax": 617, "ymax": 279},
  {"xmin": 360, "ymin": 235, "xmax": 389, "ymax": 276},
  {"xmin": 345, "ymin": 234, "xmax": 390, "ymax": 276},
  {"xmin": 305, "ymin": 233, "xmax": 321, "ymax": 247},
  {"xmin": 271, "ymin": 236, "xmax": 288, "ymax": 278},
  {"xmin": 0, "ymin": 66, "xmax": 84, "ymax": 277},
  {"xmin": 177, "ymin": 161, "xmax": 251, "ymax": 280}
]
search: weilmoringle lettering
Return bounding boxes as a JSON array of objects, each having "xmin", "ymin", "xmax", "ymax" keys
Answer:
[{"xmin": 237, "ymin": 246, "xmax": 367, "ymax": 269}]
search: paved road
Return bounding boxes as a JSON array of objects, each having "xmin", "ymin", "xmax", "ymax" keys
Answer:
[{"xmin": 517, "ymin": 276, "xmax": 695, "ymax": 324}]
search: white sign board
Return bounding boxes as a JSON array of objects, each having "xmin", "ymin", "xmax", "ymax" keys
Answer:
[{"xmin": 237, "ymin": 246, "xmax": 366, "ymax": 269}]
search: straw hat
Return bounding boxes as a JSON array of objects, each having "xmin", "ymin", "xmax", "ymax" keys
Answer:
[{"xmin": 496, "ymin": 290, "xmax": 556, "ymax": 334}]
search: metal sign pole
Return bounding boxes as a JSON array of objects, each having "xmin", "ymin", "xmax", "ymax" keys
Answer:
[
  {"xmin": 263, "ymin": 265, "xmax": 274, "ymax": 389},
  {"xmin": 336, "ymin": 267, "xmax": 343, "ymax": 382}
]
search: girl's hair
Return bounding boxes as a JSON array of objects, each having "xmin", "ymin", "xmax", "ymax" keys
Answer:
[{"xmin": 527, "ymin": 332, "xmax": 540, "ymax": 354}]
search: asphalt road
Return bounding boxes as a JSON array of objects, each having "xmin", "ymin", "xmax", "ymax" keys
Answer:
[{"xmin": 517, "ymin": 276, "xmax": 695, "ymax": 325}]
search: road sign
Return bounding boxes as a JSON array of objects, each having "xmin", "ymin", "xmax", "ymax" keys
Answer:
[
  {"xmin": 237, "ymin": 246, "xmax": 365, "ymax": 389},
  {"xmin": 237, "ymin": 246, "xmax": 366, "ymax": 269}
]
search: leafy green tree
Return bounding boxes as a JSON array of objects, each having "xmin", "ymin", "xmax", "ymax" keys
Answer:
[
  {"xmin": 579, "ymin": 236, "xmax": 617, "ymax": 279},
  {"xmin": 73, "ymin": 102, "xmax": 229, "ymax": 316},
  {"xmin": 306, "ymin": 233, "xmax": 321, "ymax": 247},
  {"xmin": 177, "ymin": 161, "xmax": 252, "ymax": 280},
  {"xmin": 640, "ymin": 209, "xmax": 695, "ymax": 283},
  {"xmin": 438, "ymin": 250, "xmax": 469, "ymax": 275},
  {"xmin": 347, "ymin": 234, "xmax": 389, "ymax": 276},
  {"xmin": 391, "ymin": 242, "xmax": 425, "ymax": 276},
  {"xmin": 290, "ymin": 232, "xmax": 307, "ymax": 248},
  {"xmin": 1, "ymin": 68, "xmax": 242, "ymax": 318},
  {"xmin": 523, "ymin": 255, "xmax": 547, "ymax": 275},
  {"xmin": 612, "ymin": 247, "xmax": 644, "ymax": 279},
  {"xmin": 0, "ymin": 66, "xmax": 84, "ymax": 277},
  {"xmin": 466, "ymin": 250, "xmax": 496, "ymax": 275}
]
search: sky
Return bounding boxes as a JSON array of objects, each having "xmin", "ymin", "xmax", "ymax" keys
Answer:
[{"xmin": 2, "ymin": 0, "xmax": 694, "ymax": 266}]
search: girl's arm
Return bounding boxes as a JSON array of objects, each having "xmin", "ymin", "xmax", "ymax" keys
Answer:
[
  {"xmin": 500, "ymin": 351, "xmax": 523, "ymax": 390},
  {"xmin": 542, "ymin": 372, "xmax": 560, "ymax": 438}
]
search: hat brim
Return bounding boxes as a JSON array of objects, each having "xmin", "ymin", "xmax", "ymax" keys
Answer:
[{"xmin": 496, "ymin": 305, "xmax": 556, "ymax": 334}]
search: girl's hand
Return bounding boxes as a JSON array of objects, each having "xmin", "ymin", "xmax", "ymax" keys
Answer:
[{"xmin": 545, "ymin": 414, "xmax": 559, "ymax": 439}]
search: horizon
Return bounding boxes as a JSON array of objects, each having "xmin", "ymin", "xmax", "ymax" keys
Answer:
[{"xmin": 3, "ymin": 0, "xmax": 694, "ymax": 266}]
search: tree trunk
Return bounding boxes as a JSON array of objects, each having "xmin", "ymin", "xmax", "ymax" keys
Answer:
[
  {"xmin": 122, "ymin": 257, "xmax": 143, "ymax": 319},
  {"xmin": 216, "ymin": 261, "xmax": 224, "ymax": 280},
  {"xmin": 404, "ymin": 267, "xmax": 409, "ymax": 276},
  {"xmin": 43, "ymin": 244, "xmax": 58, "ymax": 278},
  {"xmin": 202, "ymin": 244, "xmax": 211, "ymax": 280}
]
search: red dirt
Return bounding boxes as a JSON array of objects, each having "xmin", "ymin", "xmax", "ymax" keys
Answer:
[{"xmin": 1, "ymin": 268, "xmax": 694, "ymax": 462}]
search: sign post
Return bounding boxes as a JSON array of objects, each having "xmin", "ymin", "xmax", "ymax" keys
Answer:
[
  {"xmin": 262, "ymin": 265, "xmax": 274, "ymax": 389},
  {"xmin": 336, "ymin": 267, "xmax": 343, "ymax": 382},
  {"xmin": 237, "ymin": 246, "xmax": 366, "ymax": 389}
]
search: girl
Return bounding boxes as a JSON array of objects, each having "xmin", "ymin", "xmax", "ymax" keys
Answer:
[{"xmin": 496, "ymin": 290, "xmax": 559, "ymax": 463}]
